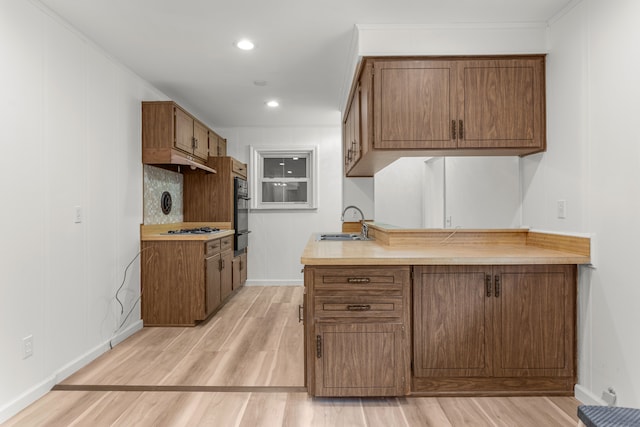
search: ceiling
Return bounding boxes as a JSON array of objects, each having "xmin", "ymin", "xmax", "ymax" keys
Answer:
[{"xmin": 38, "ymin": 0, "xmax": 572, "ymax": 128}]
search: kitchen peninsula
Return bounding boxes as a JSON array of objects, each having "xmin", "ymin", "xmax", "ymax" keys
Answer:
[{"xmin": 301, "ymin": 223, "xmax": 590, "ymax": 397}]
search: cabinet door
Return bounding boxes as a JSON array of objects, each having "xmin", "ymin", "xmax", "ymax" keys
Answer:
[
  {"xmin": 174, "ymin": 107, "xmax": 195, "ymax": 154},
  {"xmin": 413, "ymin": 266, "xmax": 493, "ymax": 377},
  {"xmin": 205, "ymin": 253, "xmax": 221, "ymax": 315},
  {"xmin": 220, "ymin": 249, "xmax": 233, "ymax": 300},
  {"xmin": 457, "ymin": 58, "xmax": 545, "ymax": 150},
  {"xmin": 240, "ymin": 252, "xmax": 247, "ymax": 284},
  {"xmin": 492, "ymin": 265, "xmax": 575, "ymax": 377},
  {"xmin": 373, "ymin": 60, "xmax": 458, "ymax": 149},
  {"xmin": 218, "ymin": 136, "xmax": 227, "ymax": 157},
  {"xmin": 232, "ymin": 255, "xmax": 241, "ymax": 290},
  {"xmin": 314, "ymin": 323, "xmax": 406, "ymax": 397},
  {"xmin": 193, "ymin": 119, "xmax": 209, "ymax": 161},
  {"xmin": 344, "ymin": 84, "xmax": 361, "ymax": 170}
]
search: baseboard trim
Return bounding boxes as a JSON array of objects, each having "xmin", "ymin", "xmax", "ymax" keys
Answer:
[
  {"xmin": 245, "ymin": 280, "xmax": 303, "ymax": 287},
  {"xmin": 575, "ymin": 384, "xmax": 606, "ymax": 406},
  {"xmin": 53, "ymin": 385, "xmax": 307, "ymax": 393},
  {"xmin": 56, "ymin": 320, "xmax": 143, "ymax": 383},
  {"xmin": 0, "ymin": 320, "xmax": 143, "ymax": 424},
  {"xmin": 0, "ymin": 377, "xmax": 56, "ymax": 424}
]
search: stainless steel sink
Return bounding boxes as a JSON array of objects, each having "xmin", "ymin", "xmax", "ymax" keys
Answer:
[{"xmin": 317, "ymin": 233, "xmax": 371, "ymax": 241}]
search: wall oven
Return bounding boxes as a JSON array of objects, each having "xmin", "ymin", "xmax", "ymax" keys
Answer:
[{"xmin": 234, "ymin": 177, "xmax": 250, "ymax": 255}]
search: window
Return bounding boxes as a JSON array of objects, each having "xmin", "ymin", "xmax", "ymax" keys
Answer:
[{"xmin": 250, "ymin": 146, "xmax": 318, "ymax": 210}]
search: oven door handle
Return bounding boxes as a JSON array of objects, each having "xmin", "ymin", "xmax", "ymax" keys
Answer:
[
  {"xmin": 238, "ymin": 195, "xmax": 251, "ymax": 200},
  {"xmin": 236, "ymin": 230, "xmax": 252, "ymax": 235}
]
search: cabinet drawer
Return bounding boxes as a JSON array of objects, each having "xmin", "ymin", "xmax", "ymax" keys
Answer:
[
  {"xmin": 232, "ymin": 159, "xmax": 247, "ymax": 178},
  {"xmin": 221, "ymin": 236, "xmax": 233, "ymax": 252},
  {"xmin": 315, "ymin": 296, "xmax": 403, "ymax": 319},
  {"xmin": 312, "ymin": 267, "xmax": 408, "ymax": 295},
  {"xmin": 205, "ymin": 239, "xmax": 221, "ymax": 255}
]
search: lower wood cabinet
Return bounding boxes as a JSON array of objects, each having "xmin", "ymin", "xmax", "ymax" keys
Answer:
[
  {"xmin": 232, "ymin": 251, "xmax": 247, "ymax": 290},
  {"xmin": 220, "ymin": 248, "xmax": 233, "ymax": 301},
  {"xmin": 304, "ymin": 266, "xmax": 411, "ymax": 397},
  {"xmin": 142, "ymin": 235, "xmax": 233, "ymax": 326},
  {"xmin": 314, "ymin": 322, "xmax": 406, "ymax": 397},
  {"xmin": 412, "ymin": 264, "xmax": 576, "ymax": 395}
]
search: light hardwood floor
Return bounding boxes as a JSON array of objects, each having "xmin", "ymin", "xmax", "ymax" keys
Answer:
[
  {"xmin": 61, "ymin": 286, "xmax": 305, "ymax": 387},
  {"xmin": 4, "ymin": 286, "xmax": 581, "ymax": 426}
]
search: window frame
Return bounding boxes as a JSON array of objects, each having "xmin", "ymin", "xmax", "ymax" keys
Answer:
[{"xmin": 249, "ymin": 146, "xmax": 319, "ymax": 210}]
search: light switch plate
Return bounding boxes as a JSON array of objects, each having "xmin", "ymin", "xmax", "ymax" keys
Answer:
[
  {"xmin": 557, "ymin": 200, "xmax": 567, "ymax": 219},
  {"xmin": 74, "ymin": 206, "xmax": 82, "ymax": 223}
]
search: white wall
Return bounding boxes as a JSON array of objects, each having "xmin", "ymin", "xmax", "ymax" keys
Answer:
[
  {"xmin": 0, "ymin": 0, "xmax": 166, "ymax": 421},
  {"xmin": 374, "ymin": 158, "xmax": 427, "ymax": 228},
  {"xmin": 221, "ymin": 127, "xmax": 343, "ymax": 285},
  {"xmin": 343, "ymin": 177, "xmax": 375, "ymax": 221},
  {"xmin": 376, "ymin": 157, "xmax": 521, "ymax": 229},
  {"xmin": 523, "ymin": 0, "xmax": 640, "ymax": 406},
  {"xmin": 445, "ymin": 157, "xmax": 521, "ymax": 229}
]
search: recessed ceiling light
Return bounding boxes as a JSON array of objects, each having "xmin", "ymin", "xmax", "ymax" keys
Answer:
[
  {"xmin": 236, "ymin": 39, "xmax": 255, "ymax": 50},
  {"xmin": 266, "ymin": 100, "xmax": 279, "ymax": 108}
]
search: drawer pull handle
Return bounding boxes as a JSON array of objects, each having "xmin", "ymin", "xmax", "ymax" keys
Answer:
[
  {"xmin": 298, "ymin": 304, "xmax": 304, "ymax": 323},
  {"xmin": 347, "ymin": 278, "xmax": 370, "ymax": 284},
  {"xmin": 347, "ymin": 304, "xmax": 371, "ymax": 311}
]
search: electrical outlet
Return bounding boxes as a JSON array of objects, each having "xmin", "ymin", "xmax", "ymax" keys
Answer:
[
  {"xmin": 74, "ymin": 206, "xmax": 83, "ymax": 223},
  {"xmin": 22, "ymin": 335, "xmax": 33, "ymax": 359},
  {"xmin": 557, "ymin": 200, "xmax": 567, "ymax": 219},
  {"xmin": 602, "ymin": 387, "xmax": 617, "ymax": 406}
]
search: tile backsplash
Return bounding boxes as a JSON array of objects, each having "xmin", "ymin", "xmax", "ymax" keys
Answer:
[{"xmin": 143, "ymin": 165, "xmax": 183, "ymax": 224}]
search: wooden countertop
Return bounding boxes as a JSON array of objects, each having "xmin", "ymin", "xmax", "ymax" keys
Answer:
[
  {"xmin": 301, "ymin": 223, "xmax": 591, "ymax": 266},
  {"xmin": 140, "ymin": 222, "xmax": 234, "ymax": 241}
]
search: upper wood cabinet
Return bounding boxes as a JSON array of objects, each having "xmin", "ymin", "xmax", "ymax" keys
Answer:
[
  {"xmin": 457, "ymin": 58, "xmax": 544, "ymax": 150},
  {"xmin": 344, "ymin": 56, "xmax": 546, "ymax": 177},
  {"xmin": 142, "ymin": 101, "xmax": 210, "ymax": 164},
  {"xmin": 209, "ymin": 129, "xmax": 227, "ymax": 157},
  {"xmin": 373, "ymin": 59, "xmax": 458, "ymax": 150},
  {"xmin": 343, "ymin": 82, "xmax": 361, "ymax": 172}
]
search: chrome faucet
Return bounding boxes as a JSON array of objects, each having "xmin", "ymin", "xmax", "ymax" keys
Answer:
[
  {"xmin": 341, "ymin": 205, "xmax": 368, "ymax": 238},
  {"xmin": 341, "ymin": 205, "xmax": 364, "ymax": 222}
]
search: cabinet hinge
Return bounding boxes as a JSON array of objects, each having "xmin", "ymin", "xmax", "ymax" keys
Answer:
[{"xmin": 316, "ymin": 335, "xmax": 322, "ymax": 358}]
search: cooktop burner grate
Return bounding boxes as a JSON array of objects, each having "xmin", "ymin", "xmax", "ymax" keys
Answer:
[{"xmin": 167, "ymin": 227, "xmax": 221, "ymax": 235}]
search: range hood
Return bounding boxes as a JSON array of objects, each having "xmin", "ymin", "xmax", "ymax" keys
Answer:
[{"xmin": 143, "ymin": 148, "xmax": 217, "ymax": 174}]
